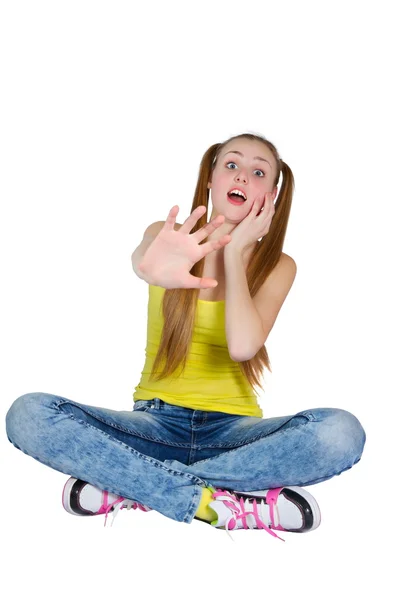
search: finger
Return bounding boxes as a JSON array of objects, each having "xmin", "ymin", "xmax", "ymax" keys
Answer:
[
  {"xmin": 256, "ymin": 194, "xmax": 274, "ymax": 216},
  {"xmin": 256, "ymin": 192, "xmax": 274, "ymax": 207},
  {"xmin": 253, "ymin": 196, "xmax": 263, "ymax": 214},
  {"xmin": 199, "ymin": 276, "xmax": 218, "ymax": 289},
  {"xmin": 200, "ymin": 277, "xmax": 218, "ymax": 289},
  {"xmin": 192, "ymin": 213, "xmax": 225, "ymax": 243},
  {"xmin": 267, "ymin": 192, "xmax": 275, "ymax": 206},
  {"xmin": 163, "ymin": 205, "xmax": 180, "ymax": 231},
  {"xmin": 266, "ymin": 193, "xmax": 276, "ymax": 212},
  {"xmin": 198, "ymin": 234, "xmax": 231, "ymax": 258},
  {"xmin": 184, "ymin": 274, "xmax": 218, "ymax": 289},
  {"xmin": 255, "ymin": 195, "xmax": 264, "ymax": 208},
  {"xmin": 179, "ymin": 205, "xmax": 207, "ymax": 234}
]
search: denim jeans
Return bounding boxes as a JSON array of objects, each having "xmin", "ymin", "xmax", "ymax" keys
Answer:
[{"xmin": 5, "ymin": 393, "xmax": 366, "ymax": 524}]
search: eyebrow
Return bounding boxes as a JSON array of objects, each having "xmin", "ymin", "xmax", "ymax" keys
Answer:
[{"xmin": 223, "ymin": 150, "xmax": 272, "ymax": 169}]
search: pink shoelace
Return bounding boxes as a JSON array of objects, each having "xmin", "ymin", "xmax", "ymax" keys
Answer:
[
  {"xmin": 212, "ymin": 489, "xmax": 286, "ymax": 542},
  {"xmin": 97, "ymin": 491, "xmax": 152, "ymax": 528},
  {"xmin": 97, "ymin": 488, "xmax": 286, "ymax": 539}
]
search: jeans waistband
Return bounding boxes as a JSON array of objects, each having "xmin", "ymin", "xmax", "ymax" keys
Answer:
[{"xmin": 134, "ymin": 398, "xmax": 243, "ymax": 422}]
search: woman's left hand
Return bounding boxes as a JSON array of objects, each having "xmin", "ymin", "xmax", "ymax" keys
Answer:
[{"xmin": 226, "ymin": 192, "xmax": 276, "ymax": 254}]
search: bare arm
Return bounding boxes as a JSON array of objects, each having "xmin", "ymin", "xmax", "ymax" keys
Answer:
[
  {"xmin": 224, "ymin": 247, "xmax": 297, "ymax": 361},
  {"xmin": 131, "ymin": 221, "xmax": 165, "ymax": 282}
]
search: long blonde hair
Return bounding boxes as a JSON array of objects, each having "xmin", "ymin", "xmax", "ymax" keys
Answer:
[{"xmin": 149, "ymin": 132, "xmax": 295, "ymax": 393}]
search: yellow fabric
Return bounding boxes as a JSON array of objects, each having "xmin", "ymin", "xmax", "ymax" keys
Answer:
[
  {"xmin": 133, "ymin": 284, "xmax": 263, "ymax": 418},
  {"xmin": 195, "ymin": 487, "xmax": 217, "ymax": 522}
]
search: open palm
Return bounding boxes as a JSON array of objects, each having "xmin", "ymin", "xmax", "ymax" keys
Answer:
[{"xmin": 138, "ymin": 205, "xmax": 232, "ymax": 289}]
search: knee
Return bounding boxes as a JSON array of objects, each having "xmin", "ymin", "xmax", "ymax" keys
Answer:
[
  {"xmin": 314, "ymin": 408, "xmax": 367, "ymax": 464},
  {"xmin": 6, "ymin": 392, "xmax": 49, "ymax": 445}
]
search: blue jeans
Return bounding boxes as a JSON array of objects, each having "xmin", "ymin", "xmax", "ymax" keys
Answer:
[{"xmin": 5, "ymin": 393, "xmax": 366, "ymax": 524}]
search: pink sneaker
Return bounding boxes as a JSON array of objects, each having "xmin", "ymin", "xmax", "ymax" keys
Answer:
[
  {"xmin": 208, "ymin": 485, "xmax": 321, "ymax": 541},
  {"xmin": 62, "ymin": 477, "xmax": 152, "ymax": 527}
]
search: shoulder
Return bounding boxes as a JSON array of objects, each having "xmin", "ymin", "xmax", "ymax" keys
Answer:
[
  {"xmin": 152, "ymin": 221, "xmax": 183, "ymax": 234},
  {"xmin": 253, "ymin": 252, "xmax": 297, "ymax": 306},
  {"xmin": 264, "ymin": 252, "xmax": 297, "ymax": 292},
  {"xmin": 280, "ymin": 252, "xmax": 297, "ymax": 274},
  {"xmin": 273, "ymin": 252, "xmax": 297, "ymax": 290}
]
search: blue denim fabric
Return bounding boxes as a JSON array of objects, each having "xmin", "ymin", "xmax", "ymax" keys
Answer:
[{"xmin": 5, "ymin": 393, "xmax": 366, "ymax": 524}]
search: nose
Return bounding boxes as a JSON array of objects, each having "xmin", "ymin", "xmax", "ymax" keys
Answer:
[{"xmin": 235, "ymin": 170, "xmax": 248, "ymax": 184}]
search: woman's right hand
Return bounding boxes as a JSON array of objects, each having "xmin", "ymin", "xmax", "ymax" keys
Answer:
[{"xmin": 138, "ymin": 205, "xmax": 232, "ymax": 289}]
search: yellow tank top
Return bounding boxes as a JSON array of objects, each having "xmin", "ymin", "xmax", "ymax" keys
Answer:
[{"xmin": 133, "ymin": 284, "xmax": 263, "ymax": 417}]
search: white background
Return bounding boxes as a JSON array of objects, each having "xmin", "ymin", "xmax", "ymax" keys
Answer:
[{"xmin": 1, "ymin": 0, "xmax": 398, "ymax": 598}]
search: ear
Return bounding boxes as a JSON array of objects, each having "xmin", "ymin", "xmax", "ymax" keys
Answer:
[
  {"xmin": 207, "ymin": 181, "xmax": 212, "ymax": 190},
  {"xmin": 272, "ymin": 186, "xmax": 278, "ymax": 202}
]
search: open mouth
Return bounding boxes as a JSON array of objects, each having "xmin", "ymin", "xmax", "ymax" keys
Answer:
[{"xmin": 227, "ymin": 191, "xmax": 246, "ymax": 205}]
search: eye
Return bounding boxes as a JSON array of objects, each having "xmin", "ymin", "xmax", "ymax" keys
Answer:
[{"xmin": 225, "ymin": 162, "xmax": 265, "ymax": 177}]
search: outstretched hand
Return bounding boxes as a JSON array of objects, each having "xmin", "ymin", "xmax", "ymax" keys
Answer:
[{"xmin": 138, "ymin": 205, "xmax": 232, "ymax": 289}]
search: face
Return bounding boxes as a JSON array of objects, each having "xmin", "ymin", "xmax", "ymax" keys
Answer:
[{"xmin": 207, "ymin": 138, "xmax": 278, "ymax": 221}]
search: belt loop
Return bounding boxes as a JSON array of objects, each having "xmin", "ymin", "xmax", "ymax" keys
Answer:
[{"xmin": 153, "ymin": 398, "xmax": 161, "ymax": 409}]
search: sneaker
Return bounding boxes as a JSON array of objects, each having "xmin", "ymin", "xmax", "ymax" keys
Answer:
[
  {"xmin": 207, "ymin": 485, "xmax": 321, "ymax": 541},
  {"xmin": 62, "ymin": 477, "xmax": 152, "ymax": 527}
]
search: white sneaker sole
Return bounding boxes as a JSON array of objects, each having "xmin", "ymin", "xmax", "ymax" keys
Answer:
[{"xmin": 62, "ymin": 477, "xmax": 79, "ymax": 514}]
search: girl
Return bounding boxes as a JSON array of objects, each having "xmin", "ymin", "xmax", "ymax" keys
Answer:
[{"xmin": 5, "ymin": 133, "xmax": 366, "ymax": 541}]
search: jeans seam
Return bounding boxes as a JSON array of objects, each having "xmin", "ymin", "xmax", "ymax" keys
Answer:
[
  {"xmin": 67, "ymin": 415, "xmax": 208, "ymax": 486},
  {"xmin": 60, "ymin": 405, "xmax": 193, "ymax": 448},
  {"xmin": 188, "ymin": 419, "xmax": 317, "ymax": 467},
  {"xmin": 183, "ymin": 486, "xmax": 203, "ymax": 524},
  {"xmin": 193, "ymin": 413, "xmax": 318, "ymax": 449},
  {"xmin": 67, "ymin": 407, "xmax": 316, "ymax": 449}
]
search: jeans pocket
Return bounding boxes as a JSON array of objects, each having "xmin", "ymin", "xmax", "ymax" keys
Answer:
[{"xmin": 295, "ymin": 409, "xmax": 317, "ymax": 422}]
